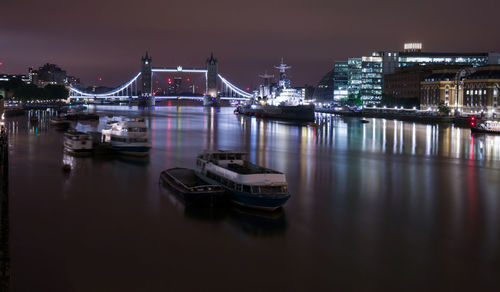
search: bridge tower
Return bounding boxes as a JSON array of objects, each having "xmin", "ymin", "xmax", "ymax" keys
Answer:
[
  {"xmin": 206, "ymin": 53, "xmax": 218, "ymax": 98},
  {"xmin": 141, "ymin": 52, "xmax": 152, "ymax": 94},
  {"xmin": 140, "ymin": 52, "xmax": 154, "ymax": 106}
]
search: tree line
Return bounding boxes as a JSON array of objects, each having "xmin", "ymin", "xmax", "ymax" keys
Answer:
[{"xmin": 0, "ymin": 78, "xmax": 69, "ymax": 101}]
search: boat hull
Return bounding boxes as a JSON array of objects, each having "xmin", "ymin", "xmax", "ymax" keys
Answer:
[
  {"xmin": 112, "ymin": 145, "xmax": 151, "ymax": 156},
  {"xmin": 160, "ymin": 169, "xmax": 229, "ymax": 206},
  {"xmin": 197, "ymin": 173, "xmax": 290, "ymax": 211},
  {"xmin": 471, "ymin": 127, "xmax": 500, "ymax": 134},
  {"xmin": 231, "ymin": 191, "xmax": 290, "ymax": 211},
  {"xmin": 236, "ymin": 104, "xmax": 315, "ymax": 122}
]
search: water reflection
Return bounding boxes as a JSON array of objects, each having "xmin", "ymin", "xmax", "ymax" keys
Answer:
[
  {"xmin": 313, "ymin": 114, "xmax": 500, "ymax": 166},
  {"xmin": 159, "ymin": 185, "xmax": 287, "ymax": 236},
  {"xmin": 7, "ymin": 107, "xmax": 500, "ymax": 291}
]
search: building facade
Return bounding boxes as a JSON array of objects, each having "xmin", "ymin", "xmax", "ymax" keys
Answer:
[
  {"xmin": 462, "ymin": 66, "xmax": 500, "ymax": 114},
  {"xmin": 313, "ymin": 69, "xmax": 334, "ymax": 101},
  {"xmin": 334, "ymin": 42, "xmax": 500, "ymax": 106},
  {"xmin": 30, "ymin": 63, "xmax": 80, "ymax": 87},
  {"xmin": 360, "ymin": 53, "xmax": 383, "ymax": 104},
  {"xmin": 333, "ymin": 61, "xmax": 348, "ymax": 101},
  {"xmin": 420, "ymin": 70, "xmax": 461, "ymax": 110},
  {"xmin": 384, "ymin": 64, "xmax": 464, "ymax": 105},
  {"xmin": 420, "ymin": 65, "xmax": 500, "ymax": 115},
  {"xmin": 348, "ymin": 58, "xmax": 362, "ymax": 97},
  {"xmin": 0, "ymin": 74, "xmax": 30, "ymax": 83}
]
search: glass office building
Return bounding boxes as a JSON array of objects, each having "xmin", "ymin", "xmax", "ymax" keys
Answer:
[
  {"xmin": 333, "ymin": 61, "xmax": 349, "ymax": 101},
  {"xmin": 399, "ymin": 52, "xmax": 490, "ymax": 68},
  {"xmin": 330, "ymin": 43, "xmax": 500, "ymax": 105},
  {"xmin": 312, "ymin": 69, "xmax": 335, "ymax": 101},
  {"xmin": 361, "ymin": 53, "xmax": 383, "ymax": 104},
  {"xmin": 348, "ymin": 58, "xmax": 362, "ymax": 96}
]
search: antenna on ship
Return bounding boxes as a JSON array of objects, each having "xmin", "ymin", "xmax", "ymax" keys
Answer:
[
  {"xmin": 274, "ymin": 57, "xmax": 292, "ymax": 89},
  {"xmin": 274, "ymin": 57, "xmax": 292, "ymax": 73},
  {"xmin": 259, "ymin": 71, "xmax": 274, "ymax": 83},
  {"xmin": 258, "ymin": 71, "xmax": 274, "ymax": 99}
]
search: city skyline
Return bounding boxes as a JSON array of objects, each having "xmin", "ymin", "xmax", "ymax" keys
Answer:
[{"xmin": 1, "ymin": 0, "xmax": 500, "ymax": 88}]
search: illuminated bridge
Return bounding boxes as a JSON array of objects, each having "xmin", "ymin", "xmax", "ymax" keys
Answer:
[{"xmin": 68, "ymin": 53, "xmax": 252, "ymax": 104}]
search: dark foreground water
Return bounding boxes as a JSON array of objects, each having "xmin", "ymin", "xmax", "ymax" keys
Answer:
[{"xmin": 7, "ymin": 106, "xmax": 500, "ymax": 291}]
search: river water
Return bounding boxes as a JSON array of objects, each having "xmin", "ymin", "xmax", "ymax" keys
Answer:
[{"xmin": 7, "ymin": 106, "xmax": 500, "ymax": 291}]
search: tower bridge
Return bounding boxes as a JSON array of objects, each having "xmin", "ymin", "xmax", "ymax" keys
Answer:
[{"xmin": 69, "ymin": 52, "xmax": 253, "ymax": 105}]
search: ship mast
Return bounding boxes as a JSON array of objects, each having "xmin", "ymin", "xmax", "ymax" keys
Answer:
[
  {"xmin": 258, "ymin": 71, "xmax": 274, "ymax": 99},
  {"xmin": 274, "ymin": 57, "xmax": 292, "ymax": 89}
]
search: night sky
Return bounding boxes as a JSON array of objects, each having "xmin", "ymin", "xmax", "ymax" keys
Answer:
[{"xmin": 1, "ymin": 0, "xmax": 499, "ymax": 89}]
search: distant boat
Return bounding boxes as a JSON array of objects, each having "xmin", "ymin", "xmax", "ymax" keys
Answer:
[
  {"xmin": 234, "ymin": 59, "xmax": 315, "ymax": 122},
  {"xmin": 63, "ymin": 130, "xmax": 93, "ymax": 154},
  {"xmin": 160, "ymin": 168, "xmax": 229, "ymax": 206},
  {"xmin": 196, "ymin": 150, "xmax": 290, "ymax": 211},
  {"xmin": 471, "ymin": 120, "xmax": 500, "ymax": 134},
  {"xmin": 50, "ymin": 117, "xmax": 71, "ymax": 129},
  {"xmin": 101, "ymin": 118, "xmax": 151, "ymax": 156},
  {"xmin": 359, "ymin": 119, "xmax": 369, "ymax": 123}
]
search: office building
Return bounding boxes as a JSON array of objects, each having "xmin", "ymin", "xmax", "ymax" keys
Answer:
[
  {"xmin": 384, "ymin": 64, "xmax": 463, "ymax": 105},
  {"xmin": 313, "ymin": 69, "xmax": 334, "ymax": 101},
  {"xmin": 333, "ymin": 61, "xmax": 348, "ymax": 101},
  {"xmin": 360, "ymin": 53, "xmax": 383, "ymax": 103},
  {"xmin": 348, "ymin": 58, "xmax": 362, "ymax": 97},
  {"xmin": 420, "ymin": 65, "xmax": 500, "ymax": 115}
]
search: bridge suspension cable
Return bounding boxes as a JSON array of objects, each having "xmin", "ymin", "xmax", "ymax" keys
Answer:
[
  {"xmin": 68, "ymin": 71, "xmax": 252, "ymax": 100},
  {"xmin": 69, "ymin": 72, "xmax": 142, "ymax": 97},
  {"xmin": 217, "ymin": 74, "xmax": 252, "ymax": 98}
]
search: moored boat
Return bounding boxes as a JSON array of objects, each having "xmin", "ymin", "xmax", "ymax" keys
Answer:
[
  {"xmin": 50, "ymin": 117, "xmax": 71, "ymax": 129},
  {"xmin": 101, "ymin": 118, "xmax": 151, "ymax": 156},
  {"xmin": 64, "ymin": 130, "xmax": 93, "ymax": 154},
  {"xmin": 160, "ymin": 168, "xmax": 229, "ymax": 206},
  {"xmin": 471, "ymin": 119, "xmax": 500, "ymax": 134},
  {"xmin": 196, "ymin": 150, "xmax": 290, "ymax": 211},
  {"xmin": 236, "ymin": 104, "xmax": 315, "ymax": 121},
  {"xmin": 234, "ymin": 58, "xmax": 315, "ymax": 122}
]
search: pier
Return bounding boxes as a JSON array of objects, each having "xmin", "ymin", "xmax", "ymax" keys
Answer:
[{"xmin": 315, "ymin": 107, "xmax": 474, "ymax": 127}]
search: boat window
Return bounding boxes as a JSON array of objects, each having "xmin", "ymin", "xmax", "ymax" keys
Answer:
[
  {"xmin": 227, "ymin": 154, "xmax": 236, "ymax": 160},
  {"xmin": 128, "ymin": 127, "xmax": 147, "ymax": 132},
  {"xmin": 243, "ymin": 185, "xmax": 251, "ymax": 193},
  {"xmin": 251, "ymin": 186, "xmax": 260, "ymax": 193},
  {"xmin": 227, "ymin": 181, "xmax": 235, "ymax": 189},
  {"xmin": 235, "ymin": 154, "xmax": 242, "ymax": 160}
]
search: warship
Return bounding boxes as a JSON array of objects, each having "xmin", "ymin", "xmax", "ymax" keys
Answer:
[{"xmin": 235, "ymin": 58, "xmax": 315, "ymax": 122}]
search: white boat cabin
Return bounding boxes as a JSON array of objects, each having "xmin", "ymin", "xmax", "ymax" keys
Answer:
[{"xmin": 196, "ymin": 150, "xmax": 288, "ymax": 195}]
